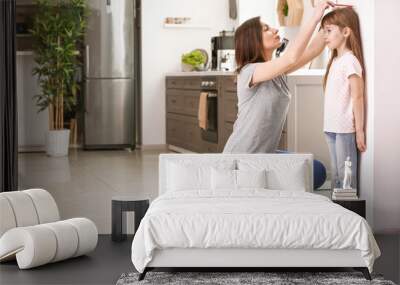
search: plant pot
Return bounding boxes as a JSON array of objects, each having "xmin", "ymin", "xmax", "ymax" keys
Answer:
[
  {"xmin": 181, "ymin": 63, "xmax": 206, "ymax": 72},
  {"xmin": 46, "ymin": 129, "xmax": 70, "ymax": 157},
  {"xmin": 181, "ymin": 63, "xmax": 194, "ymax": 72},
  {"xmin": 193, "ymin": 63, "xmax": 206, "ymax": 71},
  {"xmin": 284, "ymin": 16, "xmax": 289, "ymax": 26}
]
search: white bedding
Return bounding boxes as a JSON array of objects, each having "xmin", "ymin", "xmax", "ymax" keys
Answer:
[{"xmin": 131, "ymin": 190, "xmax": 380, "ymax": 273}]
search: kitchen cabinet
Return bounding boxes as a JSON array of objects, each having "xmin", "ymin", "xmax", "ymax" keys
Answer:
[
  {"xmin": 166, "ymin": 77, "xmax": 214, "ymax": 153},
  {"xmin": 166, "ymin": 73, "xmax": 287, "ymax": 153},
  {"xmin": 286, "ymin": 70, "xmax": 330, "ymax": 172}
]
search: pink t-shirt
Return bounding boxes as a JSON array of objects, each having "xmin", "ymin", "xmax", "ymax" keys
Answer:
[{"xmin": 324, "ymin": 51, "xmax": 362, "ymax": 133}]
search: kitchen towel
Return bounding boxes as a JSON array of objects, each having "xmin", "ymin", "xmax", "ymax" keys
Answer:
[{"xmin": 198, "ymin": 92, "xmax": 208, "ymax": 130}]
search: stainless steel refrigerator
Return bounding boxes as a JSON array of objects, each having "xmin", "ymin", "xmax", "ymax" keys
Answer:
[{"xmin": 84, "ymin": 0, "xmax": 135, "ymax": 149}]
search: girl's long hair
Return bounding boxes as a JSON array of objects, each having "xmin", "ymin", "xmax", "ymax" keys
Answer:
[{"xmin": 321, "ymin": 8, "xmax": 365, "ymax": 89}]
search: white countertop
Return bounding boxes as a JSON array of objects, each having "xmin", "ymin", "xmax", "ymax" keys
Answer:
[
  {"xmin": 166, "ymin": 71, "xmax": 235, "ymax": 77},
  {"xmin": 166, "ymin": 68, "xmax": 325, "ymax": 77},
  {"xmin": 288, "ymin": 69, "xmax": 325, "ymax": 76}
]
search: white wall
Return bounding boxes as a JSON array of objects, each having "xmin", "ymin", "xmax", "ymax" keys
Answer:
[
  {"xmin": 17, "ymin": 53, "xmax": 48, "ymax": 150},
  {"xmin": 141, "ymin": 0, "xmax": 235, "ymax": 146},
  {"xmin": 342, "ymin": 0, "xmax": 377, "ymax": 226},
  {"xmin": 237, "ymin": 0, "xmax": 277, "ymax": 26},
  {"xmin": 373, "ymin": 0, "xmax": 400, "ymax": 233},
  {"xmin": 237, "ymin": 0, "xmax": 313, "ymax": 41},
  {"xmin": 349, "ymin": 0, "xmax": 400, "ymax": 232}
]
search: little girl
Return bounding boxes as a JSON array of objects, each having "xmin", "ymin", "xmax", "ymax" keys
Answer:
[{"xmin": 321, "ymin": 7, "xmax": 365, "ymax": 190}]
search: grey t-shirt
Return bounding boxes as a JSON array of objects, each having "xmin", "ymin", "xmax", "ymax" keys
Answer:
[{"xmin": 223, "ymin": 63, "xmax": 291, "ymax": 153}]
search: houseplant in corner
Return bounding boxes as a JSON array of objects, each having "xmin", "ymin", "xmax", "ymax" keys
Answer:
[{"xmin": 31, "ymin": 0, "xmax": 88, "ymax": 156}]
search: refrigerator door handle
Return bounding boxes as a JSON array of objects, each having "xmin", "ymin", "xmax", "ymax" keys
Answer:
[
  {"xmin": 84, "ymin": 81, "xmax": 88, "ymax": 114},
  {"xmin": 85, "ymin": 45, "xmax": 90, "ymax": 77},
  {"xmin": 133, "ymin": 0, "xmax": 136, "ymax": 19}
]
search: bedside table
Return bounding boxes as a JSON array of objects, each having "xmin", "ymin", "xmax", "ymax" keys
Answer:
[
  {"xmin": 111, "ymin": 197, "xmax": 150, "ymax": 242},
  {"xmin": 333, "ymin": 199, "xmax": 366, "ymax": 218}
]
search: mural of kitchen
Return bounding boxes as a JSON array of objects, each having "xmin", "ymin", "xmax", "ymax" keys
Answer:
[{"xmin": 2, "ymin": 0, "xmax": 398, "ymax": 284}]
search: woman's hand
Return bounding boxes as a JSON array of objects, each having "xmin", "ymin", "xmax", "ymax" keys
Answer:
[
  {"xmin": 251, "ymin": 1, "xmax": 333, "ymax": 83},
  {"xmin": 356, "ymin": 131, "xmax": 366, "ymax": 152},
  {"xmin": 312, "ymin": 1, "xmax": 335, "ymax": 23}
]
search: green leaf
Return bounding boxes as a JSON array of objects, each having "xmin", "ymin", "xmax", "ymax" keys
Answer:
[
  {"xmin": 181, "ymin": 50, "xmax": 206, "ymax": 67},
  {"xmin": 31, "ymin": 0, "xmax": 88, "ymax": 118}
]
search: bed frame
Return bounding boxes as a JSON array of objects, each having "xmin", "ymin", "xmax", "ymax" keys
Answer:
[
  {"xmin": 141, "ymin": 248, "xmax": 371, "ymax": 280},
  {"xmin": 138, "ymin": 154, "xmax": 371, "ymax": 281}
]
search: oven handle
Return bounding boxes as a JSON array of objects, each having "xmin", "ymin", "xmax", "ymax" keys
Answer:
[{"xmin": 207, "ymin": 92, "xmax": 217, "ymax": 98}]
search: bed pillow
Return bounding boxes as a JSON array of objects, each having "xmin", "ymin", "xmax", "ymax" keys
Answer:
[
  {"xmin": 167, "ymin": 160, "xmax": 236, "ymax": 191},
  {"xmin": 237, "ymin": 169, "xmax": 267, "ymax": 189},
  {"xmin": 211, "ymin": 168, "xmax": 236, "ymax": 190},
  {"xmin": 267, "ymin": 162, "xmax": 307, "ymax": 191},
  {"xmin": 211, "ymin": 168, "xmax": 268, "ymax": 190},
  {"xmin": 238, "ymin": 159, "xmax": 308, "ymax": 191}
]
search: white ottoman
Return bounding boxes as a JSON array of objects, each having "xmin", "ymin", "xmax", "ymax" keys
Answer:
[{"xmin": 0, "ymin": 189, "xmax": 98, "ymax": 269}]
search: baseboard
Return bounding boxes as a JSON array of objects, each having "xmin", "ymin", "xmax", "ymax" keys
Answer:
[
  {"xmin": 18, "ymin": 145, "xmax": 46, "ymax": 153},
  {"xmin": 168, "ymin": 145, "xmax": 195, "ymax": 153},
  {"xmin": 138, "ymin": 144, "xmax": 169, "ymax": 151},
  {"xmin": 69, "ymin": 144, "xmax": 82, "ymax": 149}
]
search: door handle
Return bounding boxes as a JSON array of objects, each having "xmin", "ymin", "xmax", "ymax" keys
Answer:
[
  {"xmin": 85, "ymin": 45, "xmax": 90, "ymax": 76},
  {"xmin": 84, "ymin": 81, "xmax": 89, "ymax": 114}
]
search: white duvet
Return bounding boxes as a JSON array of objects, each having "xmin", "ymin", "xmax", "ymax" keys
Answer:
[{"xmin": 131, "ymin": 190, "xmax": 380, "ymax": 273}]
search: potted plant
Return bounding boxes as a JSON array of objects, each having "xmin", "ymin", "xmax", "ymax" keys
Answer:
[
  {"xmin": 181, "ymin": 49, "xmax": 207, "ymax": 71},
  {"xmin": 277, "ymin": 0, "xmax": 303, "ymax": 27},
  {"xmin": 283, "ymin": 2, "xmax": 289, "ymax": 25},
  {"xmin": 31, "ymin": 0, "xmax": 88, "ymax": 156}
]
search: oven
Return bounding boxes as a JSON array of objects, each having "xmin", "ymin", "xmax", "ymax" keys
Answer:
[{"xmin": 200, "ymin": 77, "xmax": 218, "ymax": 143}]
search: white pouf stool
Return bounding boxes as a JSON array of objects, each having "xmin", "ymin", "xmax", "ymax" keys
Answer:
[{"xmin": 0, "ymin": 189, "xmax": 98, "ymax": 269}]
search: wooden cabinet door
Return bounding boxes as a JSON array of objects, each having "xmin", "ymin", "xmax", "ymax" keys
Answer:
[
  {"xmin": 182, "ymin": 91, "xmax": 200, "ymax": 117},
  {"xmin": 166, "ymin": 91, "xmax": 184, "ymax": 114},
  {"xmin": 166, "ymin": 114, "xmax": 184, "ymax": 148},
  {"xmin": 182, "ymin": 117, "xmax": 202, "ymax": 152},
  {"xmin": 223, "ymin": 91, "xmax": 238, "ymax": 123},
  {"xmin": 222, "ymin": 76, "xmax": 237, "ymax": 92},
  {"xmin": 166, "ymin": 77, "xmax": 185, "ymax": 89},
  {"xmin": 221, "ymin": 122, "xmax": 234, "ymax": 148},
  {"xmin": 184, "ymin": 77, "xmax": 201, "ymax": 89},
  {"xmin": 202, "ymin": 141, "xmax": 219, "ymax": 153},
  {"xmin": 220, "ymin": 77, "xmax": 237, "ymax": 151},
  {"xmin": 166, "ymin": 113, "xmax": 203, "ymax": 152}
]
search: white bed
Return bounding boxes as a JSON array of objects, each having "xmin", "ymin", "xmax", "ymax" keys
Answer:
[{"xmin": 131, "ymin": 154, "xmax": 380, "ymax": 280}]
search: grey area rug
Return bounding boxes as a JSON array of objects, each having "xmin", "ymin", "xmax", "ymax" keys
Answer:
[{"xmin": 116, "ymin": 271, "xmax": 396, "ymax": 285}]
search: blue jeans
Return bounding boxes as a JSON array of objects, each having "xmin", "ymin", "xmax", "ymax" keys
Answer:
[{"xmin": 324, "ymin": 132, "xmax": 358, "ymax": 189}]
